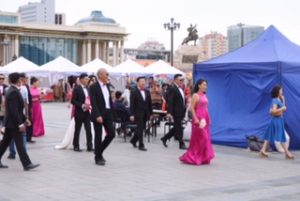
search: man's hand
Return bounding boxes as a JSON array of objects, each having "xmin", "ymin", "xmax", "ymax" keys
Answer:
[
  {"xmin": 19, "ymin": 125, "xmax": 26, "ymax": 133},
  {"xmin": 25, "ymin": 119, "xmax": 31, "ymax": 127},
  {"xmin": 130, "ymin": 116, "xmax": 135, "ymax": 122},
  {"xmin": 96, "ymin": 116, "xmax": 103, "ymax": 124}
]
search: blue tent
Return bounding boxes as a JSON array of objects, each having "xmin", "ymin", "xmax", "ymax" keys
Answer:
[{"xmin": 193, "ymin": 25, "xmax": 300, "ymax": 149}]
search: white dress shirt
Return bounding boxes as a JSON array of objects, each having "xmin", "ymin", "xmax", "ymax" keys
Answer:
[
  {"xmin": 81, "ymin": 85, "xmax": 88, "ymax": 98},
  {"xmin": 138, "ymin": 87, "xmax": 146, "ymax": 101},
  {"xmin": 175, "ymin": 84, "xmax": 185, "ymax": 103},
  {"xmin": 99, "ymin": 81, "xmax": 110, "ymax": 109},
  {"xmin": 0, "ymin": 85, "xmax": 3, "ymax": 95}
]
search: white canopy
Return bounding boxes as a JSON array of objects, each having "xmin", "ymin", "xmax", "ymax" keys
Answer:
[
  {"xmin": 111, "ymin": 59, "xmax": 150, "ymax": 76},
  {"xmin": 40, "ymin": 56, "xmax": 83, "ymax": 74},
  {"xmin": 0, "ymin": 57, "xmax": 41, "ymax": 74},
  {"xmin": 145, "ymin": 60, "xmax": 185, "ymax": 76},
  {"xmin": 80, "ymin": 58, "xmax": 112, "ymax": 73}
]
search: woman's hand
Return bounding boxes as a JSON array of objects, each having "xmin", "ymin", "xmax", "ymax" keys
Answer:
[{"xmin": 194, "ymin": 118, "xmax": 200, "ymax": 125}]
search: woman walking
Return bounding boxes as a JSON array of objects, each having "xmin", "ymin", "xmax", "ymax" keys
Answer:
[
  {"xmin": 179, "ymin": 79, "xmax": 214, "ymax": 165},
  {"xmin": 259, "ymin": 85, "xmax": 294, "ymax": 159}
]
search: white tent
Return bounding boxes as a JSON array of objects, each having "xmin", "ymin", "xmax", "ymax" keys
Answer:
[
  {"xmin": 145, "ymin": 60, "xmax": 185, "ymax": 76},
  {"xmin": 40, "ymin": 56, "xmax": 83, "ymax": 74},
  {"xmin": 111, "ymin": 59, "xmax": 150, "ymax": 76},
  {"xmin": 80, "ymin": 58, "xmax": 112, "ymax": 74},
  {"xmin": 0, "ymin": 57, "xmax": 42, "ymax": 74}
]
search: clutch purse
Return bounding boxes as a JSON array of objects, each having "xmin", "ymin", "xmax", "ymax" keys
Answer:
[{"xmin": 199, "ymin": 118, "xmax": 206, "ymax": 129}]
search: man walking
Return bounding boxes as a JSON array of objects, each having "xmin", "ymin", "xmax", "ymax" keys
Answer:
[
  {"xmin": 129, "ymin": 77, "xmax": 153, "ymax": 151},
  {"xmin": 0, "ymin": 72, "xmax": 39, "ymax": 171},
  {"xmin": 161, "ymin": 74, "xmax": 187, "ymax": 149},
  {"xmin": 90, "ymin": 68, "xmax": 115, "ymax": 166},
  {"xmin": 71, "ymin": 73, "xmax": 93, "ymax": 152}
]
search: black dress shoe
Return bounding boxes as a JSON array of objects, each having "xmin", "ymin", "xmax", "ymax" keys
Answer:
[
  {"xmin": 27, "ymin": 140, "xmax": 36, "ymax": 143},
  {"xmin": 87, "ymin": 147, "xmax": 94, "ymax": 152},
  {"xmin": 74, "ymin": 147, "xmax": 82, "ymax": 152},
  {"xmin": 130, "ymin": 139, "xmax": 137, "ymax": 148},
  {"xmin": 160, "ymin": 137, "xmax": 168, "ymax": 148},
  {"xmin": 179, "ymin": 144, "xmax": 187, "ymax": 150},
  {"xmin": 7, "ymin": 154, "xmax": 16, "ymax": 159},
  {"xmin": 95, "ymin": 159, "xmax": 105, "ymax": 166},
  {"xmin": 138, "ymin": 147, "xmax": 147, "ymax": 151},
  {"xmin": 0, "ymin": 162, "xmax": 8, "ymax": 168},
  {"xmin": 24, "ymin": 163, "xmax": 40, "ymax": 171}
]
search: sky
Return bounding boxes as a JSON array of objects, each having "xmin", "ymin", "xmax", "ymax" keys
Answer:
[{"xmin": 1, "ymin": 0, "xmax": 300, "ymax": 50}]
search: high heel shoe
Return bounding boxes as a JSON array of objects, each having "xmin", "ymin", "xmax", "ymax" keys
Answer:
[{"xmin": 259, "ymin": 151, "xmax": 269, "ymax": 158}]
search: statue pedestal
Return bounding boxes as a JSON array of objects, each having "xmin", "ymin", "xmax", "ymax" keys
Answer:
[{"xmin": 174, "ymin": 45, "xmax": 205, "ymax": 72}]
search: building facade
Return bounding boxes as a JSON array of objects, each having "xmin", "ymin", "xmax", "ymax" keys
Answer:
[
  {"xmin": 19, "ymin": 0, "xmax": 55, "ymax": 24},
  {"xmin": 227, "ymin": 23, "xmax": 264, "ymax": 51},
  {"xmin": 55, "ymin": 13, "xmax": 65, "ymax": 25},
  {"xmin": 0, "ymin": 11, "xmax": 127, "ymax": 66},
  {"xmin": 199, "ymin": 32, "xmax": 228, "ymax": 60},
  {"xmin": 124, "ymin": 40, "xmax": 170, "ymax": 66},
  {"xmin": 0, "ymin": 11, "xmax": 19, "ymax": 25}
]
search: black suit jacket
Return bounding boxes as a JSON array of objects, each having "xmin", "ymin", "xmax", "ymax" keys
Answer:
[
  {"xmin": 89, "ymin": 82, "xmax": 113, "ymax": 122},
  {"xmin": 167, "ymin": 85, "xmax": 186, "ymax": 118},
  {"xmin": 130, "ymin": 87, "xmax": 153, "ymax": 119},
  {"xmin": 4, "ymin": 86, "xmax": 26, "ymax": 129},
  {"xmin": 71, "ymin": 85, "xmax": 90, "ymax": 118}
]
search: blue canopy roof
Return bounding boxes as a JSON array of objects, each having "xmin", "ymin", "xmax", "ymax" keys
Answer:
[
  {"xmin": 194, "ymin": 25, "xmax": 300, "ymax": 149},
  {"xmin": 202, "ymin": 25, "xmax": 300, "ymax": 64}
]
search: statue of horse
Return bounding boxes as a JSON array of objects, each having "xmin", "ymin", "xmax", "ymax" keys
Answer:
[{"xmin": 181, "ymin": 24, "xmax": 199, "ymax": 46}]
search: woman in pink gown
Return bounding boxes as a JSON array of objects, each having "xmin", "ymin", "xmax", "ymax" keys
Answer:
[
  {"xmin": 30, "ymin": 77, "xmax": 45, "ymax": 137},
  {"xmin": 180, "ymin": 79, "xmax": 215, "ymax": 165}
]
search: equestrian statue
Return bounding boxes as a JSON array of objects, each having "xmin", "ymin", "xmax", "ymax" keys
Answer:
[{"xmin": 181, "ymin": 24, "xmax": 198, "ymax": 46}]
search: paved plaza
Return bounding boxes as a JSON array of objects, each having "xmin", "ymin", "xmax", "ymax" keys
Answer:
[{"xmin": 0, "ymin": 103, "xmax": 299, "ymax": 201}]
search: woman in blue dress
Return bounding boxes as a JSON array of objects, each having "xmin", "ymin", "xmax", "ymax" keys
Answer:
[{"xmin": 259, "ymin": 85, "xmax": 294, "ymax": 159}]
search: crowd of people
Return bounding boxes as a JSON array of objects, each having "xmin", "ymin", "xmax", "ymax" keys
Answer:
[
  {"xmin": 0, "ymin": 67, "xmax": 294, "ymax": 171},
  {"xmin": 54, "ymin": 69, "xmax": 215, "ymax": 166}
]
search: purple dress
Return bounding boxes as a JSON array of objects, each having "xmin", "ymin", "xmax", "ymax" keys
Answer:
[
  {"xmin": 31, "ymin": 87, "xmax": 45, "ymax": 137},
  {"xmin": 180, "ymin": 92, "xmax": 215, "ymax": 165}
]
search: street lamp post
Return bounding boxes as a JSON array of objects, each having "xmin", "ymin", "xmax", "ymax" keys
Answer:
[{"xmin": 164, "ymin": 18, "xmax": 180, "ymax": 66}]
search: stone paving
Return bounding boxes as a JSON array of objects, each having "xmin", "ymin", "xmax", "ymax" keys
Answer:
[{"xmin": 0, "ymin": 103, "xmax": 299, "ymax": 201}]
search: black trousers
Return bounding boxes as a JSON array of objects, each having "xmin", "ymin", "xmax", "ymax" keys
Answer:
[
  {"xmin": 131, "ymin": 115, "xmax": 147, "ymax": 148},
  {"xmin": 0, "ymin": 128, "xmax": 31, "ymax": 167},
  {"xmin": 163, "ymin": 116, "xmax": 184, "ymax": 145},
  {"xmin": 73, "ymin": 112, "xmax": 92, "ymax": 149},
  {"xmin": 26, "ymin": 106, "xmax": 33, "ymax": 141},
  {"xmin": 93, "ymin": 109, "xmax": 115, "ymax": 161}
]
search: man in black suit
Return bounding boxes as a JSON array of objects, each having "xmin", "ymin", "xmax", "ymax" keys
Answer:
[
  {"xmin": 90, "ymin": 68, "xmax": 115, "ymax": 166},
  {"xmin": 161, "ymin": 74, "xmax": 187, "ymax": 149},
  {"xmin": 129, "ymin": 77, "xmax": 153, "ymax": 151},
  {"xmin": 71, "ymin": 73, "xmax": 93, "ymax": 152},
  {"xmin": 0, "ymin": 72, "xmax": 39, "ymax": 171}
]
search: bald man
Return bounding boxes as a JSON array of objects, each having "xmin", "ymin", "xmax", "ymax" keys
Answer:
[{"xmin": 90, "ymin": 68, "xmax": 115, "ymax": 166}]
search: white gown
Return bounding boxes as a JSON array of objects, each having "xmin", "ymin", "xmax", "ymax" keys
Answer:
[{"xmin": 55, "ymin": 118, "xmax": 105, "ymax": 150}]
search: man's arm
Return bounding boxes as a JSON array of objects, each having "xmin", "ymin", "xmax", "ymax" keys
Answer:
[
  {"xmin": 90, "ymin": 84, "xmax": 102, "ymax": 120},
  {"xmin": 7, "ymin": 91, "xmax": 23, "ymax": 126}
]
